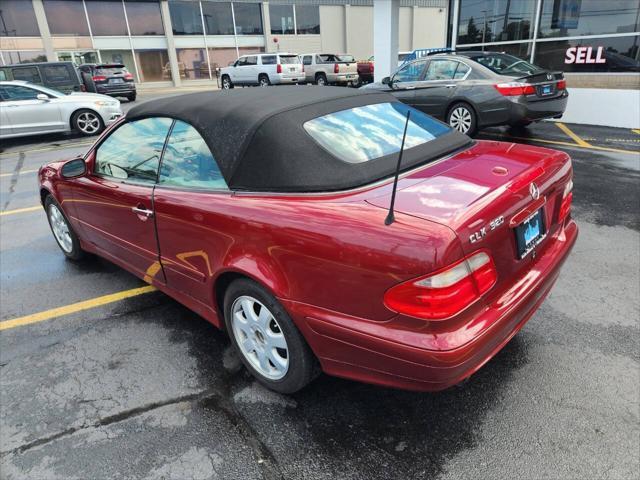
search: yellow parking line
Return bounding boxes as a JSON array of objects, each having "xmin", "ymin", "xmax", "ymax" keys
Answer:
[
  {"xmin": 632, "ymin": 129, "xmax": 640, "ymax": 135},
  {"xmin": 0, "ymin": 206, "xmax": 41, "ymax": 217},
  {"xmin": 481, "ymin": 132, "xmax": 640, "ymax": 156},
  {"xmin": 555, "ymin": 122, "xmax": 593, "ymax": 147},
  {"xmin": 0, "ymin": 169, "xmax": 38, "ymax": 178},
  {"xmin": 0, "ymin": 285, "xmax": 156, "ymax": 331}
]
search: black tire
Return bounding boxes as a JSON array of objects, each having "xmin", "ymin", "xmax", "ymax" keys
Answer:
[
  {"xmin": 221, "ymin": 75, "xmax": 234, "ymax": 89},
  {"xmin": 44, "ymin": 195, "xmax": 85, "ymax": 261},
  {"xmin": 71, "ymin": 109, "xmax": 104, "ymax": 136},
  {"xmin": 258, "ymin": 74, "xmax": 271, "ymax": 87},
  {"xmin": 446, "ymin": 102, "xmax": 478, "ymax": 136},
  {"xmin": 126, "ymin": 92, "xmax": 137, "ymax": 102},
  {"xmin": 315, "ymin": 73, "xmax": 328, "ymax": 86},
  {"xmin": 224, "ymin": 278, "xmax": 318, "ymax": 394}
]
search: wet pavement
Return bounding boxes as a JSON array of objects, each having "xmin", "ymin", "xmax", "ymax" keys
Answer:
[{"xmin": 1, "ymin": 109, "xmax": 639, "ymax": 479}]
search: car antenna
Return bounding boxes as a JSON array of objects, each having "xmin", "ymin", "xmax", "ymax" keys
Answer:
[{"xmin": 385, "ymin": 110, "xmax": 411, "ymax": 226}]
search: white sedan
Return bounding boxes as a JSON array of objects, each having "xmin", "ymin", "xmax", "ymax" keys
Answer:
[{"xmin": 0, "ymin": 80, "xmax": 123, "ymax": 139}]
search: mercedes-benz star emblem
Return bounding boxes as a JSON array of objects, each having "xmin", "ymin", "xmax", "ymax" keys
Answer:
[{"xmin": 530, "ymin": 182, "xmax": 540, "ymax": 200}]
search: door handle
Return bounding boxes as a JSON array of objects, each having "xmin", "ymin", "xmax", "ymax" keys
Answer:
[
  {"xmin": 445, "ymin": 84, "xmax": 456, "ymax": 88},
  {"xmin": 131, "ymin": 205, "xmax": 153, "ymax": 218}
]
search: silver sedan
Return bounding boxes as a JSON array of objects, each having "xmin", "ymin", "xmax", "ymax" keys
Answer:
[{"xmin": 0, "ymin": 80, "xmax": 123, "ymax": 139}]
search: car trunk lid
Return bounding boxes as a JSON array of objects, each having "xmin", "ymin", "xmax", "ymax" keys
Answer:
[{"xmin": 366, "ymin": 140, "xmax": 573, "ymax": 305}]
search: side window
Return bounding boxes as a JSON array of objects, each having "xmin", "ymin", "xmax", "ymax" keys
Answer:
[
  {"xmin": 0, "ymin": 85, "xmax": 40, "ymax": 101},
  {"xmin": 424, "ymin": 60, "xmax": 459, "ymax": 81},
  {"xmin": 261, "ymin": 55, "xmax": 277, "ymax": 65},
  {"xmin": 236, "ymin": 57, "xmax": 247, "ymax": 67},
  {"xmin": 95, "ymin": 118, "xmax": 173, "ymax": 184},
  {"xmin": 11, "ymin": 67, "xmax": 42, "ymax": 84},
  {"xmin": 393, "ymin": 59, "xmax": 427, "ymax": 83},
  {"xmin": 0, "ymin": 70, "xmax": 7, "ymax": 81},
  {"xmin": 42, "ymin": 65, "xmax": 72, "ymax": 83},
  {"xmin": 245, "ymin": 56, "xmax": 257, "ymax": 66},
  {"xmin": 159, "ymin": 121, "xmax": 227, "ymax": 190},
  {"xmin": 303, "ymin": 55, "xmax": 312, "ymax": 66},
  {"xmin": 453, "ymin": 63, "xmax": 471, "ymax": 79}
]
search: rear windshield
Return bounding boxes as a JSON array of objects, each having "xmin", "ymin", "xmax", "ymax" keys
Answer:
[
  {"xmin": 473, "ymin": 53, "xmax": 544, "ymax": 76},
  {"xmin": 96, "ymin": 65, "xmax": 129, "ymax": 76},
  {"xmin": 279, "ymin": 55, "xmax": 299, "ymax": 64},
  {"xmin": 318, "ymin": 54, "xmax": 354, "ymax": 63},
  {"xmin": 304, "ymin": 102, "xmax": 451, "ymax": 164}
]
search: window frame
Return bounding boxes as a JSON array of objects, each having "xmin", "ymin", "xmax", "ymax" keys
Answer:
[
  {"xmin": 89, "ymin": 117, "xmax": 229, "ymax": 193},
  {"xmin": 422, "ymin": 59, "xmax": 473, "ymax": 82},
  {"xmin": 0, "ymin": 84, "xmax": 42, "ymax": 102}
]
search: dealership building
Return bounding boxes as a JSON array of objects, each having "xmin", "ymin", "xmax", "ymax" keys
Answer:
[{"xmin": 1, "ymin": 0, "xmax": 638, "ymax": 126}]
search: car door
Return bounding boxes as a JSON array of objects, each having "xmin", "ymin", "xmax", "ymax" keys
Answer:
[
  {"xmin": 0, "ymin": 84, "xmax": 64, "ymax": 135},
  {"xmin": 71, "ymin": 117, "xmax": 173, "ymax": 283},
  {"xmin": 412, "ymin": 59, "xmax": 470, "ymax": 118},
  {"xmin": 230, "ymin": 57, "xmax": 246, "ymax": 83},
  {"xmin": 243, "ymin": 55, "xmax": 258, "ymax": 84},
  {"xmin": 389, "ymin": 59, "xmax": 428, "ymax": 106},
  {"xmin": 152, "ymin": 120, "xmax": 232, "ymax": 310},
  {"xmin": 302, "ymin": 55, "xmax": 313, "ymax": 82}
]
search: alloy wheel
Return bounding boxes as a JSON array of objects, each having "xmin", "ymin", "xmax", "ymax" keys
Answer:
[
  {"xmin": 231, "ymin": 295, "xmax": 289, "ymax": 380},
  {"xmin": 449, "ymin": 107, "xmax": 472, "ymax": 134},
  {"xmin": 48, "ymin": 204, "xmax": 73, "ymax": 253},
  {"xmin": 259, "ymin": 77, "xmax": 269, "ymax": 87},
  {"xmin": 316, "ymin": 76, "xmax": 327, "ymax": 86},
  {"xmin": 222, "ymin": 78, "xmax": 231, "ymax": 89},
  {"xmin": 76, "ymin": 112, "xmax": 101, "ymax": 134}
]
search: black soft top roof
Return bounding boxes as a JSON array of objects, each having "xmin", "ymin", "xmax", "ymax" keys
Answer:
[{"xmin": 127, "ymin": 87, "xmax": 471, "ymax": 192}]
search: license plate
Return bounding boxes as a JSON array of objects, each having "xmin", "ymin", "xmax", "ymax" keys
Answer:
[
  {"xmin": 110, "ymin": 78, "xmax": 124, "ymax": 84},
  {"xmin": 540, "ymin": 84, "xmax": 553, "ymax": 95},
  {"xmin": 346, "ymin": 75, "xmax": 354, "ymax": 79},
  {"xmin": 290, "ymin": 67, "xmax": 295, "ymax": 72},
  {"xmin": 514, "ymin": 208, "xmax": 546, "ymax": 259}
]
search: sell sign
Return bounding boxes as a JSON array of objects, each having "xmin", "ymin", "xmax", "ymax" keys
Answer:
[{"xmin": 565, "ymin": 46, "xmax": 606, "ymax": 64}]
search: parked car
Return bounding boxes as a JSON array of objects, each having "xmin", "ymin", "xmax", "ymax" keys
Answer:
[
  {"xmin": 78, "ymin": 63, "xmax": 137, "ymax": 101},
  {"xmin": 299, "ymin": 53, "xmax": 359, "ymax": 86},
  {"xmin": 362, "ymin": 51, "xmax": 568, "ymax": 136},
  {"xmin": 38, "ymin": 87, "xmax": 577, "ymax": 394},
  {"xmin": 0, "ymin": 62, "xmax": 83, "ymax": 94},
  {"xmin": 219, "ymin": 53, "xmax": 303, "ymax": 88},
  {"xmin": 0, "ymin": 80, "xmax": 122, "ymax": 139},
  {"xmin": 357, "ymin": 52, "xmax": 412, "ymax": 85}
]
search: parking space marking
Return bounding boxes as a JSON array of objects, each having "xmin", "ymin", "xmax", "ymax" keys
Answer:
[
  {"xmin": 480, "ymin": 132, "xmax": 640, "ymax": 156},
  {"xmin": 633, "ymin": 129, "xmax": 640, "ymax": 135},
  {"xmin": 0, "ymin": 206, "xmax": 42, "ymax": 217},
  {"xmin": 555, "ymin": 122, "xmax": 593, "ymax": 147},
  {"xmin": 0, "ymin": 285, "xmax": 156, "ymax": 331},
  {"xmin": 0, "ymin": 169, "xmax": 38, "ymax": 178},
  {"xmin": 0, "ymin": 141, "xmax": 93, "ymax": 158}
]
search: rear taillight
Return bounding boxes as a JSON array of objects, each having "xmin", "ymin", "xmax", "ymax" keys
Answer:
[
  {"xmin": 124, "ymin": 72, "xmax": 133, "ymax": 80},
  {"xmin": 383, "ymin": 251, "xmax": 497, "ymax": 321},
  {"xmin": 92, "ymin": 75, "xmax": 107, "ymax": 82},
  {"xmin": 559, "ymin": 179, "xmax": 573, "ymax": 221},
  {"xmin": 277, "ymin": 64, "xmax": 282, "ymax": 74},
  {"xmin": 334, "ymin": 63, "xmax": 339, "ymax": 74},
  {"xmin": 556, "ymin": 79, "xmax": 566, "ymax": 90},
  {"xmin": 494, "ymin": 82, "xmax": 535, "ymax": 96},
  {"xmin": 302, "ymin": 65, "xmax": 305, "ymax": 73}
]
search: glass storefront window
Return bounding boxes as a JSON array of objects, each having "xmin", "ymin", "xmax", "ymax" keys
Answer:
[
  {"xmin": 202, "ymin": 1, "xmax": 234, "ymax": 35},
  {"xmin": 457, "ymin": 42, "xmax": 534, "ymax": 61},
  {"xmin": 1, "ymin": 51, "xmax": 47, "ymax": 65},
  {"xmin": 535, "ymin": 36, "xmax": 640, "ymax": 72},
  {"xmin": 295, "ymin": 5, "xmax": 320, "ymax": 35},
  {"xmin": 269, "ymin": 5, "xmax": 294, "ymax": 35},
  {"xmin": 100, "ymin": 50, "xmax": 139, "ymax": 81},
  {"xmin": 125, "ymin": 0, "xmax": 164, "ymax": 36},
  {"xmin": 135, "ymin": 49, "xmax": 169, "ymax": 82},
  {"xmin": 85, "ymin": 0, "xmax": 128, "ymax": 36},
  {"xmin": 457, "ymin": 0, "xmax": 536, "ymax": 44},
  {"xmin": 56, "ymin": 50, "xmax": 99, "ymax": 65},
  {"xmin": 43, "ymin": 0, "xmax": 90, "ymax": 36},
  {"xmin": 176, "ymin": 48, "xmax": 211, "ymax": 79},
  {"xmin": 169, "ymin": 0, "xmax": 203, "ymax": 35},
  {"xmin": 234, "ymin": 3, "xmax": 263, "ymax": 35},
  {"xmin": 539, "ymin": 0, "xmax": 640, "ymax": 39},
  {"xmin": 0, "ymin": 0, "xmax": 40, "ymax": 37}
]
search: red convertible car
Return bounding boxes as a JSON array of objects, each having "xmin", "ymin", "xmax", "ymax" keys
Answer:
[{"xmin": 39, "ymin": 87, "xmax": 577, "ymax": 393}]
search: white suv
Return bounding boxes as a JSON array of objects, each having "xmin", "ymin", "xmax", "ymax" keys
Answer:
[{"xmin": 219, "ymin": 53, "xmax": 303, "ymax": 88}]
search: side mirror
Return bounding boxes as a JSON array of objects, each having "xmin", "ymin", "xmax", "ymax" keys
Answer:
[
  {"xmin": 36, "ymin": 93, "xmax": 49, "ymax": 101},
  {"xmin": 61, "ymin": 157, "xmax": 86, "ymax": 178},
  {"xmin": 381, "ymin": 76, "xmax": 391, "ymax": 85}
]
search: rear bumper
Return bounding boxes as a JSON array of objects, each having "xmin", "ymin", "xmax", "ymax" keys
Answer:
[
  {"xmin": 509, "ymin": 92, "xmax": 569, "ymax": 123},
  {"xmin": 96, "ymin": 84, "xmax": 136, "ymax": 96},
  {"xmin": 283, "ymin": 219, "xmax": 578, "ymax": 391},
  {"xmin": 328, "ymin": 73, "xmax": 359, "ymax": 84},
  {"xmin": 272, "ymin": 74, "xmax": 302, "ymax": 84}
]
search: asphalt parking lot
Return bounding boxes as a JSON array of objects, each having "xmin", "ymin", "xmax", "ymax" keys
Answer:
[{"xmin": 1, "ymin": 92, "xmax": 639, "ymax": 479}]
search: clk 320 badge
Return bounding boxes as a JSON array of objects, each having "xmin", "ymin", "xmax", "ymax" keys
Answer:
[{"xmin": 469, "ymin": 215, "xmax": 505, "ymax": 243}]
